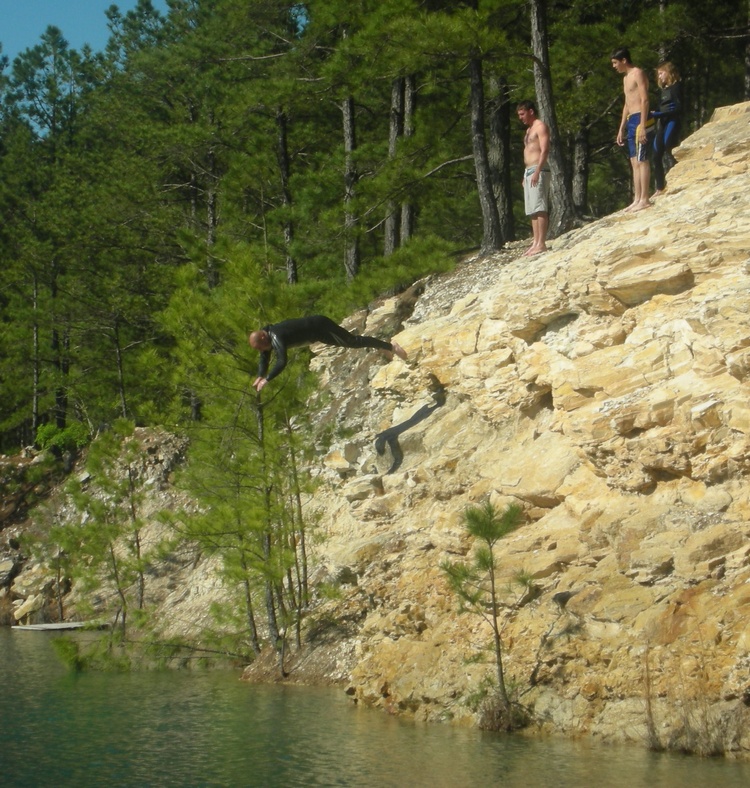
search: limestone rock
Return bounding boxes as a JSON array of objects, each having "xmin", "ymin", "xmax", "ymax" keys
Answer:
[
  {"xmin": 0, "ymin": 557, "xmax": 18, "ymax": 588},
  {"xmin": 13, "ymin": 593, "xmax": 45, "ymax": 622},
  {"xmin": 297, "ymin": 102, "xmax": 750, "ymax": 755}
]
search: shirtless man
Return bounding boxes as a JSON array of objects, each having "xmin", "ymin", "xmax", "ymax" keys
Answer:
[
  {"xmin": 249, "ymin": 315, "xmax": 407, "ymax": 391},
  {"xmin": 611, "ymin": 47, "xmax": 654, "ymax": 212},
  {"xmin": 516, "ymin": 100, "xmax": 551, "ymax": 257}
]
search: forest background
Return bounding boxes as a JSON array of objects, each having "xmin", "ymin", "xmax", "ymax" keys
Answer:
[{"xmin": 0, "ymin": 0, "xmax": 748, "ymax": 657}]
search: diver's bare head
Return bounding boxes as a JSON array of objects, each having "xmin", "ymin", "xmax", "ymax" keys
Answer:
[{"xmin": 249, "ymin": 330, "xmax": 272, "ymax": 351}]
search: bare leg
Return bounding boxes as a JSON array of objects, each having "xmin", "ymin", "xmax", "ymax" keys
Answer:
[
  {"xmin": 535, "ymin": 212, "xmax": 549, "ymax": 251},
  {"xmin": 624, "ymin": 159, "xmax": 640, "ymax": 211},
  {"xmin": 318, "ymin": 317, "xmax": 393, "ymax": 352},
  {"xmin": 391, "ymin": 342, "xmax": 407, "ymax": 360},
  {"xmin": 382, "ymin": 342, "xmax": 407, "ymax": 361},
  {"xmin": 632, "ymin": 159, "xmax": 652, "ymax": 211},
  {"xmin": 524, "ymin": 213, "xmax": 549, "ymax": 256}
]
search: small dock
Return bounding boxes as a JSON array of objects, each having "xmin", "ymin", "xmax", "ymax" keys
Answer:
[{"xmin": 12, "ymin": 621, "xmax": 110, "ymax": 631}]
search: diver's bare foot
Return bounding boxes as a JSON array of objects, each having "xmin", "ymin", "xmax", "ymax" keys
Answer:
[
  {"xmin": 391, "ymin": 342, "xmax": 407, "ymax": 360},
  {"xmin": 631, "ymin": 200, "xmax": 652, "ymax": 212},
  {"xmin": 624, "ymin": 201, "xmax": 639, "ymax": 213}
]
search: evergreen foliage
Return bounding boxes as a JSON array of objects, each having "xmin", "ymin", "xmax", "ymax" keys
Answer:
[
  {"xmin": 4, "ymin": 0, "xmax": 748, "ymax": 667},
  {"xmin": 441, "ymin": 500, "xmax": 525, "ymax": 730},
  {"xmin": 39, "ymin": 420, "xmax": 167, "ymax": 645},
  {"xmin": 0, "ymin": 0, "xmax": 746, "ymax": 449},
  {"xmin": 160, "ymin": 251, "xmax": 319, "ymax": 659},
  {"xmin": 36, "ymin": 421, "xmax": 90, "ymax": 454}
]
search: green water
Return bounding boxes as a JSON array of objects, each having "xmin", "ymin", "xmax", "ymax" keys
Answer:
[{"xmin": 2, "ymin": 630, "xmax": 749, "ymax": 787}]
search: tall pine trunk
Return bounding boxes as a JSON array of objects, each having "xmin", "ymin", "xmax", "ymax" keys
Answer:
[
  {"xmin": 205, "ymin": 108, "xmax": 219, "ymax": 289},
  {"xmin": 528, "ymin": 0, "xmax": 577, "ymax": 237},
  {"xmin": 241, "ymin": 569, "xmax": 261, "ymax": 656},
  {"xmin": 113, "ymin": 320, "xmax": 128, "ymax": 419},
  {"xmin": 255, "ymin": 397, "xmax": 280, "ymax": 650},
  {"xmin": 276, "ymin": 109, "xmax": 297, "ymax": 284},
  {"xmin": 487, "ymin": 73, "xmax": 515, "ymax": 244},
  {"xmin": 469, "ymin": 58, "xmax": 504, "ymax": 255},
  {"xmin": 50, "ymin": 258, "xmax": 69, "ymax": 430},
  {"xmin": 400, "ymin": 75, "xmax": 416, "ymax": 245},
  {"xmin": 384, "ymin": 78, "xmax": 404, "ymax": 257},
  {"xmin": 32, "ymin": 274, "xmax": 40, "ymax": 436},
  {"xmin": 572, "ymin": 124, "xmax": 589, "ymax": 214},
  {"xmin": 342, "ymin": 95, "xmax": 360, "ymax": 280}
]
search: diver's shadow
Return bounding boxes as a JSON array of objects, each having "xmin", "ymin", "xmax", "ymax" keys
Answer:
[{"xmin": 374, "ymin": 387, "xmax": 446, "ymax": 474}]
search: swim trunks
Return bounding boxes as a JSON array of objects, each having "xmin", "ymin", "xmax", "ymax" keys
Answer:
[
  {"xmin": 523, "ymin": 166, "xmax": 551, "ymax": 215},
  {"xmin": 626, "ymin": 113, "xmax": 655, "ymax": 161}
]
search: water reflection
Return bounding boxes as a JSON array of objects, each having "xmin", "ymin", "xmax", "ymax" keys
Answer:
[{"xmin": 1, "ymin": 630, "xmax": 749, "ymax": 787}]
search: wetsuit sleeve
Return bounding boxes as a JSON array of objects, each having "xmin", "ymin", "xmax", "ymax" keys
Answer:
[
  {"xmin": 257, "ymin": 351, "xmax": 270, "ymax": 379},
  {"xmin": 265, "ymin": 335, "xmax": 288, "ymax": 381},
  {"xmin": 661, "ymin": 84, "xmax": 682, "ymax": 120}
]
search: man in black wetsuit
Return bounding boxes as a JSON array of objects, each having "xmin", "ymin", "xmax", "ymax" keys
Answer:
[{"xmin": 248, "ymin": 315, "xmax": 407, "ymax": 391}]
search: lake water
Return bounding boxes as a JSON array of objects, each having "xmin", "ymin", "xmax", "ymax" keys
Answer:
[{"xmin": 2, "ymin": 629, "xmax": 750, "ymax": 787}]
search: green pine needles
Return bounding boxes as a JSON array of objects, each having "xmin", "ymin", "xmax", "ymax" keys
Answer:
[{"xmin": 441, "ymin": 500, "xmax": 529, "ymax": 731}]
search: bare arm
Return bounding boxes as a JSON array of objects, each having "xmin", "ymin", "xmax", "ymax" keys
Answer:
[
  {"xmin": 616, "ymin": 101, "xmax": 628, "ymax": 146},
  {"xmin": 530, "ymin": 121, "xmax": 550, "ymax": 186},
  {"xmin": 253, "ymin": 349, "xmax": 271, "ymax": 391},
  {"xmin": 635, "ymin": 68, "xmax": 650, "ymax": 142}
]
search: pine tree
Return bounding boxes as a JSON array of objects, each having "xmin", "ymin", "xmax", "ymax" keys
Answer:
[
  {"xmin": 51, "ymin": 420, "xmax": 160, "ymax": 641},
  {"xmin": 441, "ymin": 500, "xmax": 525, "ymax": 730},
  {"xmin": 161, "ymin": 248, "xmax": 317, "ymax": 662}
]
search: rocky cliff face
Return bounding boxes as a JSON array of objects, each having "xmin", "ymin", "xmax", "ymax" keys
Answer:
[{"xmin": 281, "ymin": 102, "xmax": 750, "ymax": 754}]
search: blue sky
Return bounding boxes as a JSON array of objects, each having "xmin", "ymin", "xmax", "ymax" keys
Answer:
[{"xmin": 1, "ymin": 1, "xmax": 169, "ymax": 65}]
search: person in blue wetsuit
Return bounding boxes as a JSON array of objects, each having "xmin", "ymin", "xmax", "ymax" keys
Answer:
[
  {"xmin": 651, "ymin": 62, "xmax": 682, "ymax": 195},
  {"xmin": 249, "ymin": 315, "xmax": 407, "ymax": 391}
]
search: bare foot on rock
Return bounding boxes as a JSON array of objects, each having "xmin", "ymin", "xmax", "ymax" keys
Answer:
[{"xmin": 391, "ymin": 342, "xmax": 407, "ymax": 360}]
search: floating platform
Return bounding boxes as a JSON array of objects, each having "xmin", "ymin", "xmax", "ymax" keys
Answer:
[{"xmin": 12, "ymin": 621, "xmax": 110, "ymax": 631}]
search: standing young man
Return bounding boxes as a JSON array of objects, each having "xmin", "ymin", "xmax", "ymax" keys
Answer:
[
  {"xmin": 611, "ymin": 47, "xmax": 655, "ymax": 212},
  {"xmin": 516, "ymin": 100, "xmax": 551, "ymax": 257}
]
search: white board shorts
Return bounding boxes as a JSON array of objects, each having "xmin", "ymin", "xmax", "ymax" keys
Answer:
[{"xmin": 523, "ymin": 166, "xmax": 551, "ymax": 215}]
